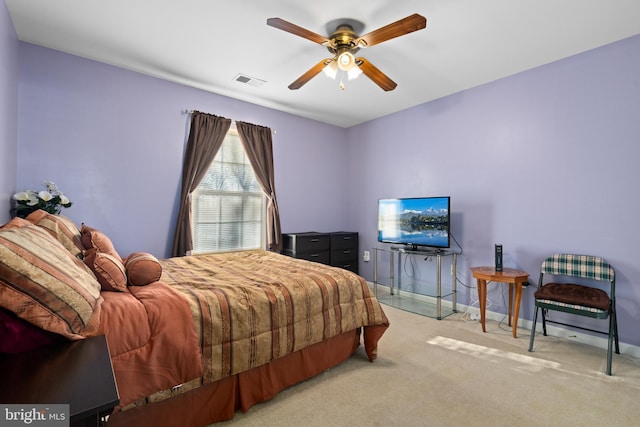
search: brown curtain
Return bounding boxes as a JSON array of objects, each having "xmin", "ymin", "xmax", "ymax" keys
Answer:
[
  {"xmin": 171, "ymin": 112, "xmax": 232, "ymax": 257},
  {"xmin": 236, "ymin": 121, "xmax": 282, "ymax": 252}
]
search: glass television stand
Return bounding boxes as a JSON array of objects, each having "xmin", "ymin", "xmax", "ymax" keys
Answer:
[{"xmin": 373, "ymin": 246, "xmax": 458, "ymax": 319}]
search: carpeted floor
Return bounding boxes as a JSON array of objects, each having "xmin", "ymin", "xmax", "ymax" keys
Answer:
[{"xmin": 214, "ymin": 305, "xmax": 640, "ymax": 426}]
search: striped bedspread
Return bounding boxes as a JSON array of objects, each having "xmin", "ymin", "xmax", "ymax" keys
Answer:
[{"xmin": 159, "ymin": 250, "xmax": 389, "ymax": 384}]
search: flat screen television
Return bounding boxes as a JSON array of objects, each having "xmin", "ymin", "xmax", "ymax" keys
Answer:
[{"xmin": 377, "ymin": 196, "xmax": 450, "ymax": 250}]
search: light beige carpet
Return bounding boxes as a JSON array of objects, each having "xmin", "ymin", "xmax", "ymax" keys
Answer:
[{"xmin": 215, "ymin": 305, "xmax": 640, "ymax": 426}]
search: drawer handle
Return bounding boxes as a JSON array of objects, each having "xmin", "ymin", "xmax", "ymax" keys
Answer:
[
  {"xmin": 343, "ymin": 250, "xmax": 352, "ymax": 254},
  {"xmin": 343, "ymin": 237, "xmax": 352, "ymax": 240},
  {"xmin": 310, "ymin": 238, "xmax": 319, "ymax": 242},
  {"xmin": 310, "ymin": 254, "xmax": 320, "ymax": 258}
]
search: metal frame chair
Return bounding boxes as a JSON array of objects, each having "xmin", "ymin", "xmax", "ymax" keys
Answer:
[{"xmin": 528, "ymin": 254, "xmax": 619, "ymax": 375}]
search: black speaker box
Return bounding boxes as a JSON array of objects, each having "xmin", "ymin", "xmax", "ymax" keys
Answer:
[{"xmin": 495, "ymin": 244, "xmax": 503, "ymax": 272}]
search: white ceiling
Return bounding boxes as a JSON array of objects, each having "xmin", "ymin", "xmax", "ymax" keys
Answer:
[{"xmin": 6, "ymin": 0, "xmax": 640, "ymax": 128}]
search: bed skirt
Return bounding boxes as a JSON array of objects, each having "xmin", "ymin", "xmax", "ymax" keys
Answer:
[{"xmin": 106, "ymin": 328, "xmax": 365, "ymax": 427}]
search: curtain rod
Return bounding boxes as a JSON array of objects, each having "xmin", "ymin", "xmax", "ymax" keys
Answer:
[{"xmin": 182, "ymin": 109, "xmax": 276, "ymax": 134}]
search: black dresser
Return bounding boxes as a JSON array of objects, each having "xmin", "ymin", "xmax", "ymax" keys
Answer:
[{"xmin": 282, "ymin": 231, "xmax": 359, "ymax": 274}]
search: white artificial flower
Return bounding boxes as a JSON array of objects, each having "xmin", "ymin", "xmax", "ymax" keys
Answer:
[
  {"xmin": 44, "ymin": 181, "xmax": 57, "ymax": 192},
  {"xmin": 13, "ymin": 181, "xmax": 72, "ymax": 216},
  {"xmin": 13, "ymin": 191, "xmax": 38, "ymax": 206},
  {"xmin": 38, "ymin": 191, "xmax": 53, "ymax": 202},
  {"xmin": 13, "ymin": 191, "xmax": 30, "ymax": 201}
]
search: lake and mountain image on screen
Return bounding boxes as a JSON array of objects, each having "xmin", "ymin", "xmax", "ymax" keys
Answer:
[{"xmin": 378, "ymin": 197, "xmax": 450, "ymax": 249}]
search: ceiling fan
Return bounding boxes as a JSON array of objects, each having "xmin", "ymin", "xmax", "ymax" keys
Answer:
[{"xmin": 267, "ymin": 13, "xmax": 427, "ymax": 91}]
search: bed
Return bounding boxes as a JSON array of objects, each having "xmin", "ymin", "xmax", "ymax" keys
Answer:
[{"xmin": 0, "ymin": 211, "xmax": 389, "ymax": 426}]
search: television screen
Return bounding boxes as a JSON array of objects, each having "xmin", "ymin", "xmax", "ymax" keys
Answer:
[{"xmin": 378, "ymin": 196, "xmax": 450, "ymax": 249}]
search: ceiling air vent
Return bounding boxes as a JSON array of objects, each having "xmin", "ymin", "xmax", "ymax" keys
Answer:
[{"xmin": 233, "ymin": 73, "xmax": 266, "ymax": 87}]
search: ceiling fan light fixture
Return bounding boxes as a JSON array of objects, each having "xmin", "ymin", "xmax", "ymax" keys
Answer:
[
  {"xmin": 323, "ymin": 60, "xmax": 338, "ymax": 79},
  {"xmin": 267, "ymin": 14, "xmax": 426, "ymax": 91},
  {"xmin": 337, "ymin": 51, "xmax": 356, "ymax": 71},
  {"xmin": 347, "ymin": 65, "xmax": 362, "ymax": 80}
]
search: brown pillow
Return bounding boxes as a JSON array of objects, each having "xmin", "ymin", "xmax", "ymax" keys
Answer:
[
  {"xmin": 80, "ymin": 224, "xmax": 122, "ymax": 261},
  {"xmin": 25, "ymin": 210, "xmax": 84, "ymax": 258},
  {"xmin": 125, "ymin": 252, "xmax": 162, "ymax": 286},
  {"xmin": 83, "ymin": 248, "xmax": 128, "ymax": 292},
  {"xmin": 0, "ymin": 224, "xmax": 102, "ymax": 339}
]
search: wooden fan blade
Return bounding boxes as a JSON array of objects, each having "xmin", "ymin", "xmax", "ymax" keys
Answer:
[
  {"xmin": 357, "ymin": 58, "xmax": 397, "ymax": 91},
  {"xmin": 267, "ymin": 18, "xmax": 329, "ymax": 45},
  {"xmin": 356, "ymin": 14, "xmax": 426, "ymax": 47},
  {"xmin": 288, "ymin": 59, "xmax": 331, "ymax": 90}
]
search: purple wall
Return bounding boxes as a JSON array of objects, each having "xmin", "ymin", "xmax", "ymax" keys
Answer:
[
  {"xmin": 348, "ymin": 34, "xmax": 640, "ymax": 346},
  {"xmin": 16, "ymin": 43, "xmax": 348, "ymax": 259},
  {"xmin": 0, "ymin": 1, "xmax": 18, "ymax": 224},
  {"xmin": 13, "ymin": 31, "xmax": 640, "ymax": 347}
]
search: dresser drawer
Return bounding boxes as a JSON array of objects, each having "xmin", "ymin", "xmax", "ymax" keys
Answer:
[
  {"xmin": 283, "ymin": 249, "xmax": 331, "ymax": 265},
  {"xmin": 331, "ymin": 248, "xmax": 357, "ymax": 265},
  {"xmin": 331, "ymin": 256, "xmax": 358, "ymax": 273},
  {"xmin": 282, "ymin": 232, "xmax": 330, "ymax": 252},
  {"xmin": 330, "ymin": 232, "xmax": 358, "ymax": 250},
  {"xmin": 331, "ymin": 259, "xmax": 358, "ymax": 274}
]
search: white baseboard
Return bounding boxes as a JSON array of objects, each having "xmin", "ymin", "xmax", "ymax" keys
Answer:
[{"xmin": 369, "ymin": 282, "xmax": 640, "ymax": 359}]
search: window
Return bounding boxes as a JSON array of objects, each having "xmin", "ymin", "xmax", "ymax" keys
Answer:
[{"xmin": 192, "ymin": 129, "xmax": 265, "ymax": 253}]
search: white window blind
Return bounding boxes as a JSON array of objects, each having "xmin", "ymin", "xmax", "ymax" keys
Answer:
[{"xmin": 192, "ymin": 130, "xmax": 265, "ymax": 253}]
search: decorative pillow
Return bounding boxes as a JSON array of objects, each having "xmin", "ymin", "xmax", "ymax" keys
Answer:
[
  {"xmin": 25, "ymin": 210, "xmax": 84, "ymax": 258},
  {"xmin": 80, "ymin": 224, "xmax": 122, "ymax": 261},
  {"xmin": 1, "ymin": 217, "xmax": 32, "ymax": 229},
  {"xmin": 84, "ymin": 248, "xmax": 128, "ymax": 292},
  {"xmin": 0, "ymin": 224, "xmax": 102, "ymax": 339},
  {"xmin": 125, "ymin": 252, "xmax": 162, "ymax": 286}
]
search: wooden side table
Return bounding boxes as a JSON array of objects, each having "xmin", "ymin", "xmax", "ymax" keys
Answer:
[
  {"xmin": 0, "ymin": 335, "xmax": 119, "ymax": 426},
  {"xmin": 470, "ymin": 266, "xmax": 529, "ymax": 338}
]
